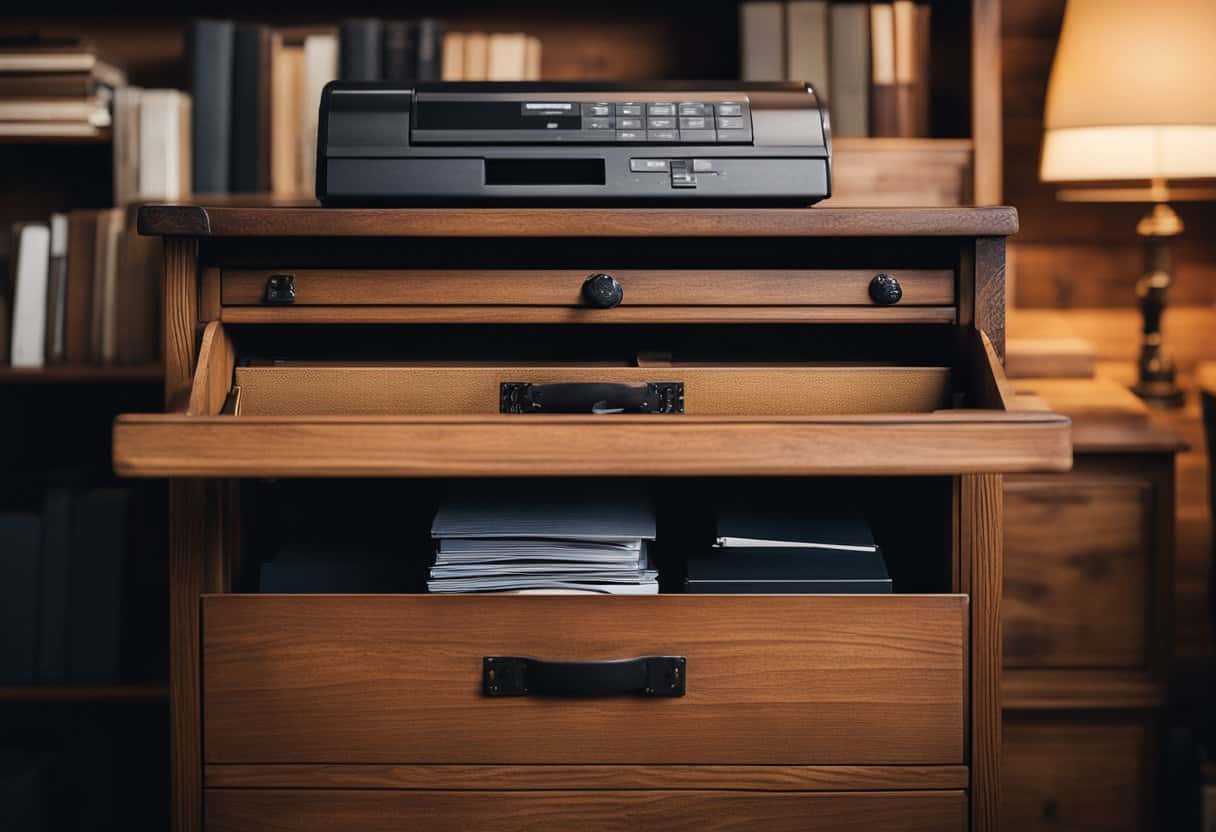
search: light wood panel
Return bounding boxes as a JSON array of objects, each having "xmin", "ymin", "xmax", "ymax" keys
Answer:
[
  {"xmin": 163, "ymin": 237, "xmax": 198, "ymax": 413},
  {"xmin": 221, "ymin": 268, "xmax": 956, "ymax": 307},
  {"xmin": 113, "ymin": 411, "xmax": 1072, "ymax": 478},
  {"xmin": 202, "ymin": 594, "xmax": 968, "ymax": 766},
  {"xmin": 825, "ymin": 140, "xmax": 974, "ymax": 208},
  {"xmin": 205, "ymin": 789, "xmax": 968, "ymax": 832},
  {"xmin": 203, "ymin": 764, "xmax": 971, "ymax": 792},
  {"xmin": 138, "ymin": 206, "xmax": 1021, "ymax": 238},
  {"xmin": 186, "ymin": 322, "xmax": 235, "ymax": 417}
]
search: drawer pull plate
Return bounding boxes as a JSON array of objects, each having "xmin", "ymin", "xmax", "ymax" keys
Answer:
[
  {"xmin": 483, "ymin": 655, "xmax": 687, "ymax": 698},
  {"xmin": 500, "ymin": 382, "xmax": 684, "ymax": 414}
]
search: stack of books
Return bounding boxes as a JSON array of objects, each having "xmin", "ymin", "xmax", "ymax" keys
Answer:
[
  {"xmin": 4, "ymin": 209, "xmax": 160, "ymax": 368},
  {"xmin": 428, "ymin": 488, "xmax": 658, "ymax": 594},
  {"xmin": 0, "ymin": 36, "xmax": 125, "ymax": 140},
  {"xmin": 440, "ymin": 32, "xmax": 541, "ymax": 81},
  {"xmin": 685, "ymin": 500, "xmax": 890, "ymax": 593},
  {"xmin": 739, "ymin": 0, "xmax": 931, "ymax": 137}
]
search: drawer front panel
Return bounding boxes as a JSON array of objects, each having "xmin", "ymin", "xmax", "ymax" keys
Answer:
[
  {"xmin": 1003, "ymin": 477, "xmax": 1152, "ymax": 669},
  {"xmin": 1003, "ymin": 718, "xmax": 1149, "ymax": 831},
  {"xmin": 221, "ymin": 269, "xmax": 956, "ymax": 307},
  {"xmin": 206, "ymin": 789, "xmax": 968, "ymax": 832},
  {"xmin": 233, "ymin": 365, "xmax": 953, "ymax": 417},
  {"xmin": 203, "ymin": 595, "xmax": 968, "ymax": 765}
]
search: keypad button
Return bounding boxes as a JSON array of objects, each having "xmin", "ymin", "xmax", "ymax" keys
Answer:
[
  {"xmin": 630, "ymin": 158, "xmax": 670, "ymax": 172},
  {"xmin": 647, "ymin": 117, "xmax": 675, "ymax": 130},
  {"xmin": 679, "ymin": 129, "xmax": 717, "ymax": 143},
  {"xmin": 586, "ymin": 118, "xmax": 614, "ymax": 129},
  {"xmin": 678, "ymin": 103, "xmax": 707, "ymax": 116},
  {"xmin": 692, "ymin": 159, "xmax": 717, "ymax": 172},
  {"xmin": 679, "ymin": 116, "xmax": 708, "ymax": 130},
  {"xmin": 716, "ymin": 103, "xmax": 743, "ymax": 116},
  {"xmin": 616, "ymin": 130, "xmax": 645, "ymax": 141},
  {"xmin": 647, "ymin": 103, "xmax": 676, "ymax": 116},
  {"xmin": 589, "ymin": 103, "xmax": 612, "ymax": 116},
  {"xmin": 647, "ymin": 130, "xmax": 678, "ymax": 142},
  {"xmin": 617, "ymin": 117, "xmax": 643, "ymax": 129},
  {"xmin": 616, "ymin": 104, "xmax": 643, "ymax": 116},
  {"xmin": 716, "ymin": 117, "xmax": 745, "ymax": 130}
]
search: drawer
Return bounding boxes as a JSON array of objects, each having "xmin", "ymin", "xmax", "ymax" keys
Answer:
[
  {"xmin": 112, "ymin": 324, "xmax": 1072, "ymax": 477},
  {"xmin": 206, "ymin": 788, "xmax": 968, "ymax": 832},
  {"xmin": 219, "ymin": 268, "xmax": 957, "ymax": 325},
  {"xmin": 203, "ymin": 594, "xmax": 968, "ymax": 766},
  {"xmin": 1003, "ymin": 718, "xmax": 1150, "ymax": 831},
  {"xmin": 1003, "ymin": 477, "xmax": 1153, "ymax": 669}
]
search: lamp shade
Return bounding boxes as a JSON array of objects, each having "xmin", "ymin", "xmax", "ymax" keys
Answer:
[{"xmin": 1040, "ymin": 0, "xmax": 1216, "ymax": 182}]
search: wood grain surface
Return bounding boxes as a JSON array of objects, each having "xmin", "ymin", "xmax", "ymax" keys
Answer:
[
  {"xmin": 202, "ymin": 595, "xmax": 968, "ymax": 766},
  {"xmin": 162, "ymin": 237, "xmax": 198, "ymax": 412},
  {"xmin": 138, "ymin": 206, "xmax": 1019, "ymax": 239},
  {"xmin": 186, "ymin": 322, "xmax": 235, "ymax": 417},
  {"xmin": 203, "ymin": 764, "xmax": 971, "ymax": 792},
  {"xmin": 205, "ymin": 788, "xmax": 968, "ymax": 832},
  {"xmin": 220, "ymin": 268, "xmax": 956, "ymax": 307},
  {"xmin": 113, "ymin": 411, "xmax": 1073, "ymax": 478}
]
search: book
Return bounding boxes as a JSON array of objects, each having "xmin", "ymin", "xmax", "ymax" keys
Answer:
[
  {"xmin": 111, "ymin": 85, "xmax": 141, "ymax": 205},
  {"xmin": 914, "ymin": 1, "xmax": 931, "ymax": 136},
  {"xmin": 740, "ymin": 1, "xmax": 785, "ymax": 81},
  {"xmin": 63, "ymin": 210, "xmax": 99, "ymax": 363},
  {"xmin": 441, "ymin": 31, "xmax": 464, "ymax": 81},
  {"xmin": 231, "ymin": 25, "xmax": 272, "ymax": 193},
  {"xmin": 829, "ymin": 2, "xmax": 871, "ymax": 137},
  {"xmin": 137, "ymin": 89, "xmax": 191, "ymax": 200},
  {"xmin": 382, "ymin": 20, "xmax": 417, "ymax": 82},
  {"xmin": 0, "ymin": 49, "xmax": 125, "ymax": 88},
  {"xmin": 115, "ymin": 213, "xmax": 160, "ymax": 365},
  {"xmin": 686, "ymin": 547, "xmax": 891, "ymax": 594},
  {"xmin": 892, "ymin": 0, "xmax": 918, "ymax": 137},
  {"xmin": 487, "ymin": 33, "xmax": 528, "ymax": 81},
  {"xmin": 870, "ymin": 1, "xmax": 899, "ymax": 136},
  {"xmin": 68, "ymin": 489, "xmax": 129, "ymax": 682},
  {"xmin": 300, "ymin": 34, "xmax": 338, "ymax": 194},
  {"xmin": 188, "ymin": 19, "xmax": 235, "ymax": 194},
  {"xmin": 0, "ymin": 96, "xmax": 110, "ymax": 124},
  {"xmin": 339, "ymin": 18, "xmax": 382, "ymax": 81},
  {"xmin": 0, "ymin": 72, "xmax": 103, "ymax": 98},
  {"xmin": 786, "ymin": 1, "xmax": 830, "ymax": 92},
  {"xmin": 525, "ymin": 36, "xmax": 542, "ymax": 81},
  {"xmin": 462, "ymin": 32, "xmax": 489, "ymax": 81},
  {"xmin": 0, "ymin": 513, "xmax": 41, "ymax": 682},
  {"xmin": 44, "ymin": 212, "xmax": 68, "ymax": 363},
  {"xmin": 0, "ymin": 121, "xmax": 104, "ymax": 138},
  {"xmin": 270, "ymin": 34, "xmax": 304, "ymax": 196},
  {"xmin": 10, "ymin": 222, "xmax": 51, "ymax": 368},
  {"xmin": 37, "ymin": 489, "xmax": 72, "ymax": 682},
  {"xmin": 90, "ymin": 208, "xmax": 123, "ymax": 364},
  {"xmin": 416, "ymin": 19, "xmax": 445, "ymax": 81}
]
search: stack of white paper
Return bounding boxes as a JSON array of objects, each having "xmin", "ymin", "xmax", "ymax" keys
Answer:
[{"xmin": 428, "ymin": 490, "xmax": 658, "ymax": 594}]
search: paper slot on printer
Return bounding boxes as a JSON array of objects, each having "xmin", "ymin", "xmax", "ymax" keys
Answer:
[
  {"xmin": 316, "ymin": 81, "xmax": 831, "ymax": 204},
  {"xmin": 685, "ymin": 501, "xmax": 891, "ymax": 594},
  {"xmin": 428, "ymin": 485, "xmax": 659, "ymax": 595}
]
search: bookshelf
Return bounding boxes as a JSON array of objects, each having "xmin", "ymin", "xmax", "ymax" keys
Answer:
[
  {"xmin": 0, "ymin": 363, "xmax": 162, "ymax": 382},
  {"xmin": 0, "ymin": 684, "xmax": 169, "ymax": 703}
]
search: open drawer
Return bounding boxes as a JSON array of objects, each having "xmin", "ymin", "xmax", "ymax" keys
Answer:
[{"xmin": 112, "ymin": 322, "xmax": 1070, "ymax": 477}]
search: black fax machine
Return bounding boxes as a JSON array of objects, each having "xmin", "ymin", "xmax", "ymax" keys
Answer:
[{"xmin": 316, "ymin": 82, "xmax": 832, "ymax": 205}]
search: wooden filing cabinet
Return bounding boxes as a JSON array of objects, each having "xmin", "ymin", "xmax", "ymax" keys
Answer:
[
  {"xmin": 1002, "ymin": 378, "xmax": 1183, "ymax": 831},
  {"xmin": 114, "ymin": 206, "xmax": 1071, "ymax": 832}
]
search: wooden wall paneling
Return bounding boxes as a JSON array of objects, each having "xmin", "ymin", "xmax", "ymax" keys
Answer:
[
  {"xmin": 972, "ymin": 0, "xmax": 1003, "ymax": 205},
  {"xmin": 960, "ymin": 473, "xmax": 1004, "ymax": 832},
  {"xmin": 163, "ymin": 237, "xmax": 199, "ymax": 413}
]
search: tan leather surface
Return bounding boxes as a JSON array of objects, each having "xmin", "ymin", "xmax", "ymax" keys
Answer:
[{"xmin": 233, "ymin": 364, "xmax": 952, "ymax": 416}]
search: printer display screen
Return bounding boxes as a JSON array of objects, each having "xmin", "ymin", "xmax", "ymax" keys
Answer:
[{"xmin": 415, "ymin": 101, "xmax": 582, "ymax": 131}]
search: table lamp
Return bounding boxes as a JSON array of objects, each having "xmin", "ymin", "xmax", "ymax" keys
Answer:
[{"xmin": 1040, "ymin": 0, "xmax": 1216, "ymax": 405}]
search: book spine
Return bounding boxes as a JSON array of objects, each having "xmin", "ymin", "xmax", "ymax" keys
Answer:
[
  {"xmin": 339, "ymin": 18, "xmax": 383, "ymax": 81},
  {"xmin": 740, "ymin": 1, "xmax": 786, "ymax": 81},
  {"xmin": 382, "ymin": 21, "xmax": 417, "ymax": 82},
  {"xmin": 0, "ymin": 513, "xmax": 41, "ymax": 683},
  {"xmin": 415, "ymin": 18, "xmax": 445, "ymax": 82},
  {"xmin": 37, "ymin": 490, "xmax": 72, "ymax": 683},
  {"xmin": 63, "ymin": 211, "xmax": 95, "ymax": 364},
  {"xmin": 68, "ymin": 490, "xmax": 129, "ymax": 683},
  {"xmin": 10, "ymin": 222, "xmax": 51, "ymax": 368},
  {"xmin": 441, "ymin": 32, "xmax": 465, "ymax": 81},
  {"xmin": 44, "ymin": 213, "xmax": 68, "ymax": 363},
  {"xmin": 230, "ymin": 25, "xmax": 270, "ymax": 193},
  {"xmin": 188, "ymin": 20, "xmax": 236, "ymax": 194},
  {"xmin": 869, "ymin": 1, "xmax": 899, "ymax": 137},
  {"xmin": 829, "ymin": 2, "xmax": 871, "ymax": 137},
  {"xmin": 785, "ymin": 1, "xmax": 830, "ymax": 92},
  {"xmin": 892, "ymin": 0, "xmax": 917, "ymax": 137}
]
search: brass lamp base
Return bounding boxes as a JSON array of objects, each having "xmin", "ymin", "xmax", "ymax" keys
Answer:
[{"xmin": 1130, "ymin": 202, "xmax": 1185, "ymax": 408}]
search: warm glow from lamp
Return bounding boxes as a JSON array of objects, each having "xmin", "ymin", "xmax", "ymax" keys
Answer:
[{"xmin": 1039, "ymin": 0, "xmax": 1216, "ymax": 183}]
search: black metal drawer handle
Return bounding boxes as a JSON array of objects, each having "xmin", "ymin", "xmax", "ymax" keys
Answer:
[
  {"xmin": 500, "ymin": 382, "xmax": 684, "ymax": 414},
  {"xmin": 483, "ymin": 656, "xmax": 686, "ymax": 698}
]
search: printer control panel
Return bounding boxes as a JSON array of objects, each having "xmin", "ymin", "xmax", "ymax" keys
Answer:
[{"xmin": 412, "ymin": 96, "xmax": 753, "ymax": 145}]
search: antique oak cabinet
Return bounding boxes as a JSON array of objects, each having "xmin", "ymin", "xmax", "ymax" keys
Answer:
[{"xmin": 114, "ymin": 206, "xmax": 1071, "ymax": 832}]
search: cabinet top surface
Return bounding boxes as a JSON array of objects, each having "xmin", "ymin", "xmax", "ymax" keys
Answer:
[{"xmin": 137, "ymin": 204, "xmax": 1019, "ymax": 239}]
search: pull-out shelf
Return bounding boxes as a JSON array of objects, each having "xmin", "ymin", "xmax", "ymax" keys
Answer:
[{"xmin": 113, "ymin": 322, "xmax": 1070, "ymax": 478}]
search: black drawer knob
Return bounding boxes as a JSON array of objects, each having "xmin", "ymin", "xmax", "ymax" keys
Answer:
[
  {"xmin": 869, "ymin": 273, "xmax": 902, "ymax": 305},
  {"xmin": 265, "ymin": 274, "xmax": 297, "ymax": 305},
  {"xmin": 582, "ymin": 273, "xmax": 623, "ymax": 308}
]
